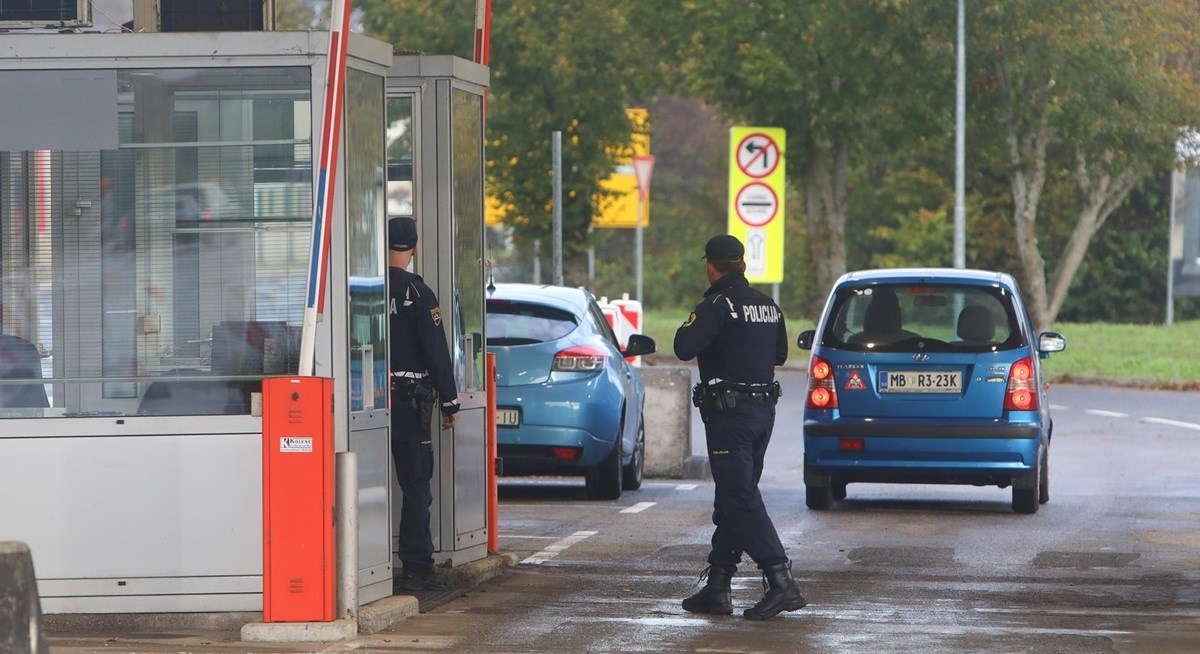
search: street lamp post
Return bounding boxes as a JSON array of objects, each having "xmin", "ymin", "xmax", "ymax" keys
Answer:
[{"xmin": 954, "ymin": 0, "xmax": 967, "ymax": 269}]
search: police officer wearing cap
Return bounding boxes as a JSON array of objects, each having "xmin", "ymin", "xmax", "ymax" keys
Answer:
[
  {"xmin": 674, "ymin": 234, "xmax": 806, "ymax": 620},
  {"xmin": 387, "ymin": 216, "xmax": 460, "ymax": 592}
]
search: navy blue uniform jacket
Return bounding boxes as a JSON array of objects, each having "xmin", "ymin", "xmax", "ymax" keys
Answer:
[
  {"xmin": 389, "ymin": 267, "xmax": 458, "ymax": 408},
  {"xmin": 673, "ymin": 272, "xmax": 788, "ymax": 386}
]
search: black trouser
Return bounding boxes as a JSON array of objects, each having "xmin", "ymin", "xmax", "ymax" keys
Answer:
[
  {"xmin": 391, "ymin": 400, "xmax": 436, "ymax": 575},
  {"xmin": 704, "ymin": 396, "xmax": 788, "ymax": 571}
]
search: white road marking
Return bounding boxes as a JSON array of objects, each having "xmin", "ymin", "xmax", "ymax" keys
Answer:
[
  {"xmin": 501, "ymin": 534, "xmax": 561, "ymax": 540},
  {"xmin": 1049, "ymin": 404, "xmax": 1068, "ymax": 410},
  {"xmin": 1086, "ymin": 409, "xmax": 1129, "ymax": 418},
  {"xmin": 675, "ymin": 484, "xmax": 698, "ymax": 491},
  {"xmin": 521, "ymin": 530, "xmax": 598, "ymax": 565},
  {"xmin": 620, "ymin": 501, "xmax": 657, "ymax": 514},
  {"xmin": 1143, "ymin": 417, "xmax": 1200, "ymax": 431}
]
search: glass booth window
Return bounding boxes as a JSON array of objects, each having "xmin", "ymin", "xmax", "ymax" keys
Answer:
[
  {"xmin": 0, "ymin": 66, "xmax": 312, "ymax": 418},
  {"xmin": 345, "ymin": 70, "xmax": 386, "ymax": 412},
  {"xmin": 451, "ymin": 88, "xmax": 485, "ymax": 393}
]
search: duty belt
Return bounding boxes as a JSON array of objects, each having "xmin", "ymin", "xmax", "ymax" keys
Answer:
[{"xmin": 391, "ymin": 371, "xmax": 428, "ymax": 379}]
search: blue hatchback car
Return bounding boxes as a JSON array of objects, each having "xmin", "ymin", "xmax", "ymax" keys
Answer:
[
  {"xmin": 486, "ymin": 283, "xmax": 656, "ymax": 500},
  {"xmin": 796, "ymin": 268, "xmax": 1067, "ymax": 513}
]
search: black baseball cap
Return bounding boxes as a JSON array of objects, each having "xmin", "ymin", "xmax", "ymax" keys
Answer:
[
  {"xmin": 702, "ymin": 234, "xmax": 744, "ymax": 261},
  {"xmin": 388, "ymin": 216, "xmax": 418, "ymax": 252}
]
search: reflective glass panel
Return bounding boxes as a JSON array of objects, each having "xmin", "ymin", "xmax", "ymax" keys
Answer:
[
  {"xmin": 451, "ymin": 88, "xmax": 484, "ymax": 392},
  {"xmin": 345, "ymin": 69, "xmax": 386, "ymax": 411},
  {"xmin": 0, "ymin": 66, "xmax": 312, "ymax": 417}
]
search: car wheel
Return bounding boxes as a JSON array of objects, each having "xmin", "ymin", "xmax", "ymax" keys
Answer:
[
  {"xmin": 1038, "ymin": 447, "xmax": 1050, "ymax": 505},
  {"xmin": 1012, "ymin": 449, "xmax": 1042, "ymax": 514},
  {"xmin": 621, "ymin": 417, "xmax": 645, "ymax": 491},
  {"xmin": 832, "ymin": 481, "xmax": 848, "ymax": 501},
  {"xmin": 586, "ymin": 437, "xmax": 623, "ymax": 500},
  {"xmin": 806, "ymin": 483, "xmax": 833, "ymax": 510}
]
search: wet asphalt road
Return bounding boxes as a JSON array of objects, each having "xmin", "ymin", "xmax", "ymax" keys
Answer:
[
  {"xmin": 44, "ymin": 376, "xmax": 1200, "ymax": 653},
  {"xmin": 374, "ymin": 375, "xmax": 1200, "ymax": 653}
]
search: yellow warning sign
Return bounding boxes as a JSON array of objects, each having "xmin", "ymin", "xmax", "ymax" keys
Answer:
[{"xmin": 593, "ymin": 108, "xmax": 650, "ymax": 228}]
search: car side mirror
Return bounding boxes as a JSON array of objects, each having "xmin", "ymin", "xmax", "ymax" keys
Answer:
[
  {"xmin": 623, "ymin": 333, "xmax": 656, "ymax": 358},
  {"xmin": 1038, "ymin": 331, "xmax": 1066, "ymax": 356},
  {"xmin": 796, "ymin": 329, "xmax": 815, "ymax": 350}
]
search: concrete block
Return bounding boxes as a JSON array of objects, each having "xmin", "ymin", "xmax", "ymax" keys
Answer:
[
  {"xmin": 0, "ymin": 541, "xmax": 48, "ymax": 654},
  {"xmin": 241, "ymin": 616, "xmax": 357, "ymax": 643},
  {"xmin": 642, "ymin": 367, "xmax": 693, "ymax": 478},
  {"xmin": 357, "ymin": 596, "xmax": 419, "ymax": 635}
]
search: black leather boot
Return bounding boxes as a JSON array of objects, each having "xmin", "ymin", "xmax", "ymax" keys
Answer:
[
  {"xmin": 743, "ymin": 562, "xmax": 806, "ymax": 620},
  {"xmin": 681, "ymin": 565, "xmax": 734, "ymax": 615}
]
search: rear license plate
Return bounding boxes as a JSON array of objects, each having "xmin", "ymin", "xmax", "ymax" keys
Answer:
[
  {"xmin": 496, "ymin": 407, "xmax": 521, "ymax": 427},
  {"xmin": 878, "ymin": 370, "xmax": 961, "ymax": 393}
]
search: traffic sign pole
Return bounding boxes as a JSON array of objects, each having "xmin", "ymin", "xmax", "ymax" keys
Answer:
[{"xmin": 632, "ymin": 155, "xmax": 655, "ymax": 304}]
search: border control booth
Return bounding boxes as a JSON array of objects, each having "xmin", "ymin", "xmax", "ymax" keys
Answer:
[{"xmin": 0, "ymin": 28, "xmax": 488, "ymax": 615}]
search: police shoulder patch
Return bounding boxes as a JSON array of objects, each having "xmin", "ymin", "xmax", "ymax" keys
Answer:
[
  {"xmin": 430, "ymin": 307, "xmax": 442, "ymax": 326},
  {"xmin": 681, "ymin": 312, "xmax": 697, "ymax": 328}
]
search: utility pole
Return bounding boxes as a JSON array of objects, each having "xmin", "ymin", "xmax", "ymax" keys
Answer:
[
  {"xmin": 953, "ymin": 0, "xmax": 967, "ymax": 269},
  {"xmin": 552, "ymin": 131, "xmax": 563, "ymax": 286}
]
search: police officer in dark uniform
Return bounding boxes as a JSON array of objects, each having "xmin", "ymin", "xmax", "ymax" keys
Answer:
[
  {"xmin": 674, "ymin": 234, "xmax": 806, "ymax": 620},
  {"xmin": 387, "ymin": 216, "xmax": 461, "ymax": 592}
]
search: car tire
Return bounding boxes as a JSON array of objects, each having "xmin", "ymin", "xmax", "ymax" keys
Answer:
[
  {"xmin": 806, "ymin": 483, "xmax": 833, "ymax": 510},
  {"xmin": 832, "ymin": 481, "xmax": 848, "ymax": 501},
  {"xmin": 586, "ymin": 437, "xmax": 623, "ymax": 500},
  {"xmin": 1038, "ymin": 448, "xmax": 1050, "ymax": 505},
  {"xmin": 621, "ymin": 417, "xmax": 645, "ymax": 491},
  {"xmin": 1012, "ymin": 449, "xmax": 1042, "ymax": 514}
]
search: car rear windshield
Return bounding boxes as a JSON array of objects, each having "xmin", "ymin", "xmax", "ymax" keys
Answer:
[
  {"xmin": 486, "ymin": 300, "xmax": 579, "ymax": 345},
  {"xmin": 821, "ymin": 283, "xmax": 1021, "ymax": 353}
]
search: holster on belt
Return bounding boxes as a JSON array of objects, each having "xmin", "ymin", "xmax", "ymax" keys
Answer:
[
  {"xmin": 393, "ymin": 377, "xmax": 437, "ymax": 430},
  {"xmin": 692, "ymin": 383, "xmax": 739, "ymax": 423}
]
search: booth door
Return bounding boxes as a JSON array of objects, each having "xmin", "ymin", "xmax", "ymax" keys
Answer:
[{"xmin": 344, "ymin": 68, "xmax": 392, "ymax": 605}]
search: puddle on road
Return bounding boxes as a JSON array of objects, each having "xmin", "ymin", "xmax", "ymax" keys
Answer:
[
  {"xmin": 846, "ymin": 546, "xmax": 957, "ymax": 567},
  {"xmin": 1033, "ymin": 551, "xmax": 1140, "ymax": 569}
]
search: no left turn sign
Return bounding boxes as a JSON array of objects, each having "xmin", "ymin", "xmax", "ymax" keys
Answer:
[
  {"xmin": 736, "ymin": 133, "xmax": 780, "ymax": 179},
  {"xmin": 734, "ymin": 182, "xmax": 778, "ymax": 227}
]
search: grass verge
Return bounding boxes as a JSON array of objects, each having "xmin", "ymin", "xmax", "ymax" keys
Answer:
[{"xmin": 644, "ymin": 309, "xmax": 1200, "ymax": 390}]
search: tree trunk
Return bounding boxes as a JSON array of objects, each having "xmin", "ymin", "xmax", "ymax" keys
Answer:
[
  {"xmin": 1046, "ymin": 154, "xmax": 1140, "ymax": 322},
  {"xmin": 804, "ymin": 138, "xmax": 851, "ymax": 309},
  {"xmin": 1002, "ymin": 69, "xmax": 1053, "ymax": 332},
  {"xmin": 826, "ymin": 139, "xmax": 850, "ymax": 281},
  {"xmin": 805, "ymin": 154, "xmax": 832, "ymax": 312}
]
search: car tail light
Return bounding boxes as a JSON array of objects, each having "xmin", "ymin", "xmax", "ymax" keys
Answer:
[
  {"xmin": 552, "ymin": 345, "xmax": 606, "ymax": 372},
  {"xmin": 1004, "ymin": 357, "xmax": 1038, "ymax": 410},
  {"xmin": 807, "ymin": 355, "xmax": 838, "ymax": 409},
  {"xmin": 551, "ymin": 447, "xmax": 581, "ymax": 461}
]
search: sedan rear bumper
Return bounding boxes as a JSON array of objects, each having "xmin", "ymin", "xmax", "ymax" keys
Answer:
[
  {"xmin": 805, "ymin": 422, "xmax": 1041, "ymax": 439},
  {"xmin": 803, "ymin": 428, "xmax": 1044, "ymax": 488}
]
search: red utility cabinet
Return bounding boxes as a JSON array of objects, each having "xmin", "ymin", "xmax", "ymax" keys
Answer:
[{"xmin": 261, "ymin": 376, "xmax": 335, "ymax": 622}]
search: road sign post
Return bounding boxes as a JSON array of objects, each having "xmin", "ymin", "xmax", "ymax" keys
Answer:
[{"xmin": 633, "ymin": 154, "xmax": 655, "ymax": 304}]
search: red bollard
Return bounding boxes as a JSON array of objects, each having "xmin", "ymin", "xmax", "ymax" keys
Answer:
[{"xmin": 486, "ymin": 354, "xmax": 499, "ymax": 553}]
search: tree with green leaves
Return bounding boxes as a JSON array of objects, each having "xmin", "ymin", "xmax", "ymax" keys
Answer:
[
  {"xmin": 662, "ymin": 0, "xmax": 948, "ymax": 307},
  {"xmin": 357, "ymin": 0, "xmax": 658, "ymax": 284},
  {"xmin": 972, "ymin": 0, "xmax": 1200, "ymax": 330}
]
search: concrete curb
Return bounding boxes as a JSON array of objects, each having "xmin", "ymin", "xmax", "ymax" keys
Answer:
[
  {"xmin": 357, "ymin": 551, "xmax": 518, "ymax": 635},
  {"xmin": 240, "ymin": 617, "xmax": 356, "ymax": 643},
  {"xmin": 1, "ymin": 541, "xmax": 47, "ymax": 654}
]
